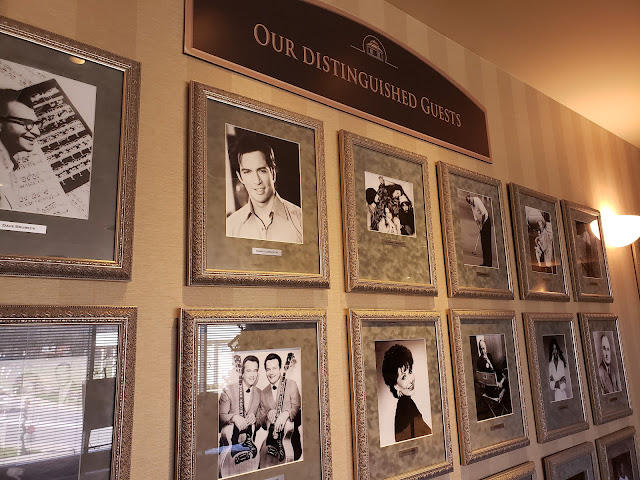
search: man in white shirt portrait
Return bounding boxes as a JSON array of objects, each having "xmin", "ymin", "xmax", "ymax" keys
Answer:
[{"xmin": 465, "ymin": 194, "xmax": 493, "ymax": 267}]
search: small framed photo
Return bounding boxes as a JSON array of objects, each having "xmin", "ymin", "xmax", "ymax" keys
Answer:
[
  {"xmin": 448, "ymin": 309, "xmax": 529, "ymax": 465},
  {"xmin": 578, "ymin": 313, "xmax": 632, "ymax": 424},
  {"xmin": 543, "ymin": 442, "xmax": 599, "ymax": 480},
  {"xmin": 339, "ymin": 131, "xmax": 437, "ymax": 294},
  {"xmin": 596, "ymin": 427, "xmax": 639, "ymax": 480},
  {"xmin": 189, "ymin": 82, "xmax": 329, "ymax": 287},
  {"xmin": 509, "ymin": 184, "xmax": 570, "ymax": 300},
  {"xmin": 347, "ymin": 309, "xmax": 452, "ymax": 480},
  {"xmin": 0, "ymin": 305, "xmax": 137, "ymax": 479},
  {"xmin": 522, "ymin": 312, "xmax": 589, "ymax": 443},
  {"xmin": 0, "ymin": 16, "xmax": 140, "ymax": 280},
  {"xmin": 482, "ymin": 462, "xmax": 537, "ymax": 480},
  {"xmin": 437, "ymin": 162, "xmax": 513, "ymax": 298},
  {"xmin": 561, "ymin": 201, "xmax": 613, "ymax": 302},
  {"xmin": 177, "ymin": 309, "xmax": 331, "ymax": 480}
]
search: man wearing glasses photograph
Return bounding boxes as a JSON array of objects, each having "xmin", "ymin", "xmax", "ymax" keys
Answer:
[{"xmin": 0, "ymin": 89, "xmax": 73, "ymax": 215}]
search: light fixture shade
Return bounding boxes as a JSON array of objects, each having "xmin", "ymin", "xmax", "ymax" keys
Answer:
[{"xmin": 590, "ymin": 215, "xmax": 640, "ymax": 247}]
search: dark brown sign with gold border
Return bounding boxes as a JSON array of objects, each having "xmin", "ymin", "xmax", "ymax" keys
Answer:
[{"xmin": 185, "ymin": 0, "xmax": 491, "ymax": 162}]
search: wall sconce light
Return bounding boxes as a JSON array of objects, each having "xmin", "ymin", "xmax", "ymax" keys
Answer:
[{"xmin": 590, "ymin": 215, "xmax": 640, "ymax": 248}]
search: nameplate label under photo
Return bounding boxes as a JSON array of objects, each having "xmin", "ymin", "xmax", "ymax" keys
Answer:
[
  {"xmin": 399, "ymin": 447, "xmax": 418, "ymax": 458},
  {"xmin": 265, "ymin": 475, "xmax": 285, "ymax": 480},
  {"xmin": 558, "ymin": 405, "xmax": 569, "ymax": 411},
  {"xmin": 476, "ymin": 271, "xmax": 490, "ymax": 277},
  {"xmin": 383, "ymin": 239, "xmax": 406, "ymax": 247},
  {"xmin": 252, "ymin": 247, "xmax": 282, "ymax": 256},
  {"xmin": 589, "ymin": 280, "xmax": 600, "ymax": 286},
  {"xmin": 490, "ymin": 423, "xmax": 505, "ymax": 431},
  {"xmin": 0, "ymin": 221, "xmax": 47, "ymax": 234},
  {"xmin": 609, "ymin": 396, "xmax": 618, "ymax": 403}
]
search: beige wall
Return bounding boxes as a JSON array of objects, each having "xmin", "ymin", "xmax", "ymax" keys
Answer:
[{"xmin": 1, "ymin": 0, "xmax": 639, "ymax": 479}]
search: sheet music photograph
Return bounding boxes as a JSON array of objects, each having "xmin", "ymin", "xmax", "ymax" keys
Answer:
[
  {"xmin": 0, "ymin": 17, "xmax": 139, "ymax": 280},
  {"xmin": 0, "ymin": 59, "xmax": 96, "ymax": 219}
]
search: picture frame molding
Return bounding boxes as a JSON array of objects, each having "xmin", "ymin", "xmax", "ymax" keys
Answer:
[
  {"xmin": 509, "ymin": 183, "xmax": 570, "ymax": 301},
  {"xmin": 0, "ymin": 16, "xmax": 140, "ymax": 280},
  {"xmin": 188, "ymin": 81, "xmax": 330, "ymax": 287},
  {"xmin": 448, "ymin": 309, "xmax": 529, "ymax": 465},
  {"xmin": 348, "ymin": 309, "xmax": 453, "ymax": 480},
  {"xmin": 543, "ymin": 442, "xmax": 600, "ymax": 480},
  {"xmin": 522, "ymin": 312, "xmax": 589, "ymax": 443},
  {"xmin": 483, "ymin": 461, "xmax": 537, "ymax": 480},
  {"xmin": 339, "ymin": 130, "xmax": 438, "ymax": 295},
  {"xmin": 177, "ymin": 308, "xmax": 332, "ymax": 480},
  {"xmin": 595, "ymin": 426, "xmax": 638, "ymax": 480}
]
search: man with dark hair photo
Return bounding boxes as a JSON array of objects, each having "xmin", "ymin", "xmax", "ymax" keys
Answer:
[
  {"xmin": 596, "ymin": 332, "xmax": 622, "ymax": 395},
  {"xmin": 225, "ymin": 128, "xmax": 303, "ymax": 244},
  {"xmin": 380, "ymin": 343, "xmax": 431, "ymax": 443},
  {"xmin": 575, "ymin": 221, "xmax": 602, "ymax": 278},
  {"xmin": 471, "ymin": 335, "xmax": 512, "ymax": 421}
]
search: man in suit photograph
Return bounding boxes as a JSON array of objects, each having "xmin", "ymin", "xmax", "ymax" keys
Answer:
[
  {"xmin": 219, "ymin": 355, "xmax": 262, "ymax": 438},
  {"xmin": 597, "ymin": 333, "xmax": 621, "ymax": 394}
]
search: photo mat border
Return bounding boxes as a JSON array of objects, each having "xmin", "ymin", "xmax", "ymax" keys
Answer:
[
  {"xmin": 348, "ymin": 309, "xmax": 452, "ymax": 480},
  {"xmin": 522, "ymin": 312, "xmax": 588, "ymax": 443},
  {"xmin": 177, "ymin": 308, "xmax": 332, "ymax": 480},
  {"xmin": 188, "ymin": 82, "xmax": 329, "ymax": 287},
  {"xmin": 339, "ymin": 130, "xmax": 437, "ymax": 295},
  {"xmin": 0, "ymin": 304, "xmax": 137, "ymax": 480},
  {"xmin": 0, "ymin": 15, "xmax": 140, "ymax": 280}
]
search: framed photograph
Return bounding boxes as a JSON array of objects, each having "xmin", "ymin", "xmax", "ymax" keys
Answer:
[
  {"xmin": 0, "ymin": 305, "xmax": 137, "ymax": 479},
  {"xmin": 448, "ymin": 309, "xmax": 528, "ymax": 465},
  {"xmin": 632, "ymin": 240, "xmax": 640, "ymax": 298},
  {"xmin": 348, "ymin": 309, "xmax": 452, "ymax": 480},
  {"xmin": 596, "ymin": 427, "xmax": 639, "ymax": 480},
  {"xmin": 561, "ymin": 201, "xmax": 613, "ymax": 302},
  {"xmin": 509, "ymin": 184, "xmax": 569, "ymax": 300},
  {"xmin": 177, "ymin": 309, "xmax": 331, "ymax": 480},
  {"xmin": 522, "ymin": 312, "xmax": 589, "ymax": 443},
  {"xmin": 339, "ymin": 131, "xmax": 437, "ymax": 294},
  {"xmin": 578, "ymin": 313, "xmax": 632, "ymax": 424},
  {"xmin": 543, "ymin": 442, "xmax": 599, "ymax": 480},
  {"xmin": 483, "ymin": 462, "xmax": 536, "ymax": 480},
  {"xmin": 437, "ymin": 162, "xmax": 513, "ymax": 298},
  {"xmin": 189, "ymin": 82, "xmax": 329, "ymax": 287},
  {"xmin": 0, "ymin": 16, "xmax": 140, "ymax": 280}
]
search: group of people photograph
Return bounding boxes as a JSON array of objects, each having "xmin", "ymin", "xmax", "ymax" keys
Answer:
[
  {"xmin": 365, "ymin": 171, "xmax": 416, "ymax": 237},
  {"xmin": 215, "ymin": 350, "xmax": 303, "ymax": 478}
]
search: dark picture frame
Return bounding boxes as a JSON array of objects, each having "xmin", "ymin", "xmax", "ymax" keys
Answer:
[
  {"xmin": 596, "ymin": 427, "xmax": 639, "ymax": 480},
  {"xmin": 578, "ymin": 313, "xmax": 632, "ymax": 425},
  {"xmin": 339, "ymin": 130, "xmax": 437, "ymax": 295},
  {"xmin": 509, "ymin": 184, "xmax": 570, "ymax": 301},
  {"xmin": 0, "ymin": 305, "xmax": 137, "ymax": 479},
  {"xmin": 188, "ymin": 82, "xmax": 329, "ymax": 287},
  {"xmin": 177, "ymin": 308, "xmax": 331, "ymax": 480},
  {"xmin": 543, "ymin": 442, "xmax": 600, "ymax": 480},
  {"xmin": 448, "ymin": 309, "xmax": 529, "ymax": 465},
  {"xmin": 0, "ymin": 16, "xmax": 140, "ymax": 280},
  {"xmin": 561, "ymin": 200, "xmax": 613, "ymax": 302},
  {"xmin": 522, "ymin": 312, "xmax": 589, "ymax": 443},
  {"xmin": 437, "ymin": 162, "xmax": 513, "ymax": 298},
  {"xmin": 348, "ymin": 309, "xmax": 452, "ymax": 480}
]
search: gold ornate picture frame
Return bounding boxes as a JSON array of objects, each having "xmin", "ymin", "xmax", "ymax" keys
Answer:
[
  {"xmin": 0, "ymin": 16, "xmax": 140, "ymax": 280},
  {"xmin": 482, "ymin": 461, "xmax": 536, "ymax": 480},
  {"xmin": 448, "ymin": 309, "xmax": 529, "ymax": 465},
  {"xmin": 509, "ymin": 184, "xmax": 570, "ymax": 301},
  {"xmin": 188, "ymin": 82, "xmax": 329, "ymax": 287},
  {"xmin": 631, "ymin": 240, "xmax": 640, "ymax": 298},
  {"xmin": 177, "ymin": 308, "xmax": 331, "ymax": 480},
  {"xmin": 437, "ymin": 162, "xmax": 513, "ymax": 298},
  {"xmin": 595, "ymin": 427, "xmax": 639, "ymax": 480},
  {"xmin": 348, "ymin": 309, "xmax": 452, "ymax": 480},
  {"xmin": 522, "ymin": 312, "xmax": 589, "ymax": 443},
  {"xmin": 543, "ymin": 442, "xmax": 599, "ymax": 480},
  {"xmin": 339, "ymin": 131, "xmax": 437, "ymax": 295},
  {"xmin": 0, "ymin": 305, "xmax": 137, "ymax": 479},
  {"xmin": 561, "ymin": 200, "xmax": 613, "ymax": 302},
  {"xmin": 578, "ymin": 313, "xmax": 632, "ymax": 425}
]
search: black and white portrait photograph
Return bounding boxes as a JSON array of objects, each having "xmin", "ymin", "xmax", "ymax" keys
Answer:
[
  {"xmin": 374, "ymin": 339, "xmax": 432, "ymax": 447},
  {"xmin": 567, "ymin": 472, "xmax": 587, "ymax": 480},
  {"xmin": 224, "ymin": 124, "xmax": 303, "ymax": 244},
  {"xmin": 525, "ymin": 206, "xmax": 557, "ymax": 274},
  {"xmin": 611, "ymin": 451, "xmax": 635, "ymax": 480},
  {"xmin": 470, "ymin": 334, "xmax": 512, "ymax": 421},
  {"xmin": 0, "ymin": 58, "xmax": 96, "ymax": 219},
  {"xmin": 575, "ymin": 220, "xmax": 602, "ymax": 279},
  {"xmin": 543, "ymin": 334, "xmax": 574, "ymax": 403},
  {"xmin": 216, "ymin": 348, "xmax": 303, "ymax": 478},
  {"xmin": 364, "ymin": 171, "xmax": 416, "ymax": 237},
  {"xmin": 592, "ymin": 331, "xmax": 622, "ymax": 395},
  {"xmin": 457, "ymin": 188, "xmax": 498, "ymax": 268}
]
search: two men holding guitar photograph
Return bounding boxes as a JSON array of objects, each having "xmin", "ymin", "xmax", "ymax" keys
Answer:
[{"xmin": 218, "ymin": 350, "xmax": 302, "ymax": 478}]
